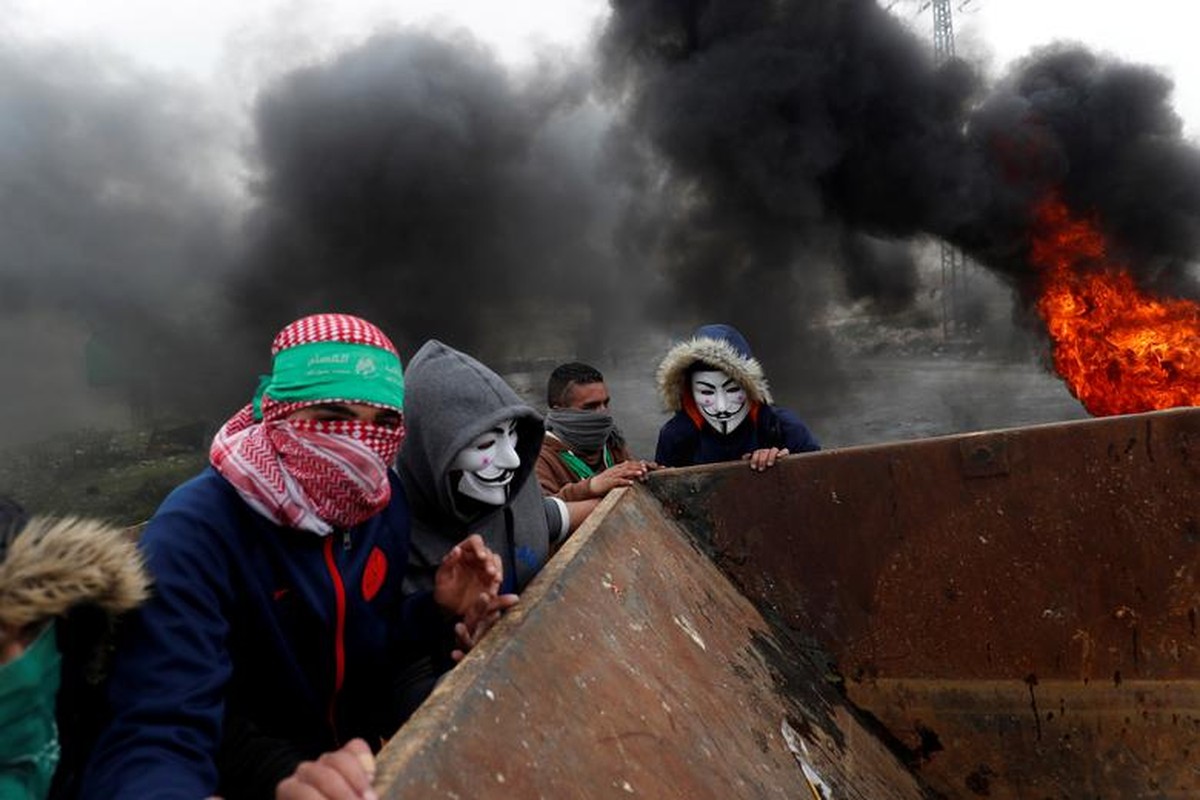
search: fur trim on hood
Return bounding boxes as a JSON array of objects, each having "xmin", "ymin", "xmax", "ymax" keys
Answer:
[
  {"xmin": 0, "ymin": 516, "xmax": 150, "ymax": 630},
  {"xmin": 656, "ymin": 323, "xmax": 773, "ymax": 411}
]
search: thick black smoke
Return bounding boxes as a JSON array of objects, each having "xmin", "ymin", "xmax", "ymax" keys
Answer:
[
  {"xmin": 599, "ymin": 0, "xmax": 1200, "ymax": 399},
  {"xmin": 235, "ymin": 31, "xmax": 631, "ymax": 366},
  {"xmin": 598, "ymin": 0, "xmax": 982, "ymax": 400},
  {"xmin": 8, "ymin": 2, "xmax": 1200, "ymax": 453},
  {"xmin": 962, "ymin": 45, "xmax": 1200, "ymax": 301},
  {"xmin": 0, "ymin": 37, "xmax": 242, "ymax": 445}
]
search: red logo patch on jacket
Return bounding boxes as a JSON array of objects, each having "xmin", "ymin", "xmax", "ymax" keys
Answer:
[{"xmin": 362, "ymin": 546, "xmax": 388, "ymax": 602}]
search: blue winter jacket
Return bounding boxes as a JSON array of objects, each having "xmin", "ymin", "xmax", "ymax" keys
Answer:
[
  {"xmin": 655, "ymin": 404, "xmax": 820, "ymax": 467},
  {"xmin": 80, "ymin": 467, "xmax": 443, "ymax": 799}
]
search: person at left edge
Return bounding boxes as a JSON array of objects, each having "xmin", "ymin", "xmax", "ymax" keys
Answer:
[
  {"xmin": 80, "ymin": 314, "xmax": 508, "ymax": 800},
  {"xmin": 0, "ymin": 496, "xmax": 149, "ymax": 800}
]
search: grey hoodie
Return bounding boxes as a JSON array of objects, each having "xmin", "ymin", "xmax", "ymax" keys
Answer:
[{"xmin": 399, "ymin": 340, "xmax": 566, "ymax": 593}]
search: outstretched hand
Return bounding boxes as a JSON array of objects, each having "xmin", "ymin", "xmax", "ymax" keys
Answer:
[
  {"xmin": 452, "ymin": 591, "xmax": 520, "ymax": 661},
  {"xmin": 275, "ymin": 738, "xmax": 376, "ymax": 800},
  {"xmin": 587, "ymin": 459, "xmax": 659, "ymax": 497},
  {"xmin": 742, "ymin": 447, "xmax": 789, "ymax": 472},
  {"xmin": 433, "ymin": 534, "xmax": 502, "ymax": 618}
]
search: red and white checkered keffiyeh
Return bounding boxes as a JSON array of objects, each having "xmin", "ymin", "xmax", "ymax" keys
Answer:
[
  {"xmin": 210, "ymin": 314, "xmax": 405, "ymax": 535},
  {"xmin": 269, "ymin": 313, "xmax": 394, "ymax": 354}
]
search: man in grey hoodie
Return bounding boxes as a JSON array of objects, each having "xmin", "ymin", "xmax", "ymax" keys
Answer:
[{"xmin": 400, "ymin": 340, "xmax": 596, "ymax": 595}]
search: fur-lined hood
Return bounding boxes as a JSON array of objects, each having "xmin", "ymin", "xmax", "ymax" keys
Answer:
[
  {"xmin": 656, "ymin": 323, "xmax": 773, "ymax": 411},
  {"xmin": 0, "ymin": 516, "xmax": 149, "ymax": 630}
]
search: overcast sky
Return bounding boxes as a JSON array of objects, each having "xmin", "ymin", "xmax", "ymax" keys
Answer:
[
  {"xmin": 2, "ymin": 1, "xmax": 603, "ymax": 80},
  {"xmin": 4, "ymin": 0, "xmax": 1196, "ymax": 136}
]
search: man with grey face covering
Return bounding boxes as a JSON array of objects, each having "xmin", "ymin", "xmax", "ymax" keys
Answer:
[{"xmin": 536, "ymin": 362, "xmax": 656, "ymax": 501}]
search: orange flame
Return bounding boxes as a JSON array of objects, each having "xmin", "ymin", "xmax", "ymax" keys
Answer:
[{"xmin": 1032, "ymin": 194, "xmax": 1200, "ymax": 416}]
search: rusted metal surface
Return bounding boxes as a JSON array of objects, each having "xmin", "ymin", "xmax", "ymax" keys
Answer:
[
  {"xmin": 647, "ymin": 407, "xmax": 1200, "ymax": 798},
  {"xmin": 852, "ymin": 678, "xmax": 1200, "ymax": 797},
  {"xmin": 376, "ymin": 488, "xmax": 932, "ymax": 799}
]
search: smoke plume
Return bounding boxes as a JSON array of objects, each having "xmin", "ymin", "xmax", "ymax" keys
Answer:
[
  {"xmin": 961, "ymin": 45, "xmax": 1200, "ymax": 298},
  {"xmin": 598, "ymin": 0, "xmax": 1200, "ymax": 400},
  {"xmin": 235, "ymin": 30, "xmax": 630, "ymax": 365},
  {"xmin": 5, "ymin": 1, "xmax": 1200, "ymax": 451},
  {"xmin": 598, "ymin": 0, "xmax": 981, "ymax": 399},
  {"xmin": 0, "ymin": 36, "xmax": 243, "ymax": 444}
]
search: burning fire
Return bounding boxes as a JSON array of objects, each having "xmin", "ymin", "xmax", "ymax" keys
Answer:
[{"xmin": 1032, "ymin": 194, "xmax": 1200, "ymax": 416}]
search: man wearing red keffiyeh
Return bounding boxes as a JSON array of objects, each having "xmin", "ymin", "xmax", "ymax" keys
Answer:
[
  {"xmin": 209, "ymin": 312, "xmax": 410, "ymax": 535},
  {"xmin": 82, "ymin": 314, "xmax": 515, "ymax": 800}
]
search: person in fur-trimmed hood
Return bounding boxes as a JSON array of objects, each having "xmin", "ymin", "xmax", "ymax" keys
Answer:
[
  {"xmin": 0, "ymin": 497, "xmax": 149, "ymax": 800},
  {"xmin": 654, "ymin": 323, "xmax": 820, "ymax": 470}
]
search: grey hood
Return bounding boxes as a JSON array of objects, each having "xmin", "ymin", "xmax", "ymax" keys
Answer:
[{"xmin": 398, "ymin": 339, "xmax": 545, "ymax": 525}]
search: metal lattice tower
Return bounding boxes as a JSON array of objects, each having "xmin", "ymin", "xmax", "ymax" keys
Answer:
[
  {"xmin": 931, "ymin": 0, "xmax": 956, "ymax": 61},
  {"xmin": 930, "ymin": 0, "xmax": 970, "ymax": 338}
]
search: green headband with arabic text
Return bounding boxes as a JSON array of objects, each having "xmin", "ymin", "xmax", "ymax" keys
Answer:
[{"xmin": 252, "ymin": 341, "xmax": 405, "ymax": 420}]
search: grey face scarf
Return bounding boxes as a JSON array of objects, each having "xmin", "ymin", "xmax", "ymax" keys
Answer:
[{"xmin": 545, "ymin": 408, "xmax": 616, "ymax": 455}]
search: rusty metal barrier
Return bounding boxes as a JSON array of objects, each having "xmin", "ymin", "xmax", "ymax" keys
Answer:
[
  {"xmin": 376, "ymin": 407, "xmax": 1200, "ymax": 798},
  {"xmin": 376, "ymin": 488, "xmax": 931, "ymax": 799},
  {"xmin": 647, "ymin": 406, "xmax": 1200, "ymax": 798}
]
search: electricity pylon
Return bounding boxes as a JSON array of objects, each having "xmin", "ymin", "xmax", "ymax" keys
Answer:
[{"xmin": 930, "ymin": 0, "xmax": 973, "ymax": 338}]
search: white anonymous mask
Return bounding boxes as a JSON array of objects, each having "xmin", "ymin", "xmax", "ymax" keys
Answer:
[
  {"xmin": 691, "ymin": 369, "xmax": 749, "ymax": 435},
  {"xmin": 451, "ymin": 419, "xmax": 521, "ymax": 506}
]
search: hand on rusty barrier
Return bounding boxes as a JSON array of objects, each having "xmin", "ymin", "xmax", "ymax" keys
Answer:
[
  {"xmin": 452, "ymin": 591, "xmax": 520, "ymax": 662},
  {"xmin": 587, "ymin": 459, "xmax": 659, "ymax": 496},
  {"xmin": 433, "ymin": 533, "xmax": 501, "ymax": 618},
  {"xmin": 743, "ymin": 447, "xmax": 789, "ymax": 472},
  {"xmin": 275, "ymin": 738, "xmax": 377, "ymax": 800}
]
